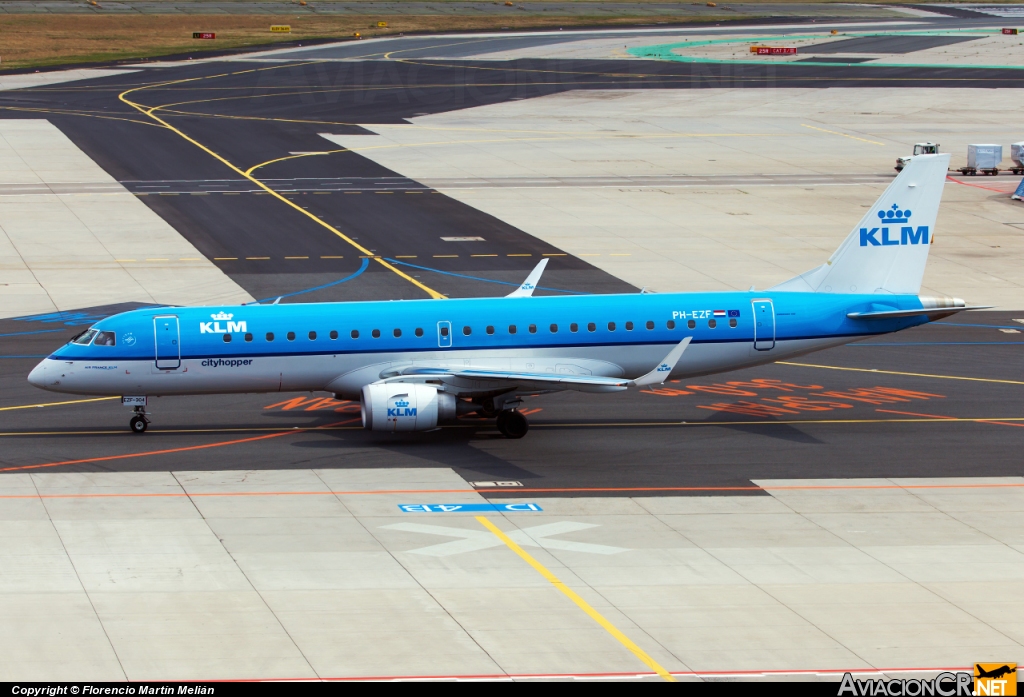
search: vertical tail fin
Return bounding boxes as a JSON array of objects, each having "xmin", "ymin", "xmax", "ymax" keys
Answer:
[{"xmin": 770, "ymin": 153, "xmax": 950, "ymax": 295}]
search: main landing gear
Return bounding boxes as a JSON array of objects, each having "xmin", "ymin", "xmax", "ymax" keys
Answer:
[
  {"xmin": 129, "ymin": 406, "xmax": 150, "ymax": 434},
  {"xmin": 496, "ymin": 409, "xmax": 529, "ymax": 439}
]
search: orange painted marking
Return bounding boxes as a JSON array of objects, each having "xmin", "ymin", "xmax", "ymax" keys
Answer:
[
  {"xmin": 0, "ymin": 419, "xmax": 358, "ymax": 473},
  {"xmin": 878, "ymin": 408, "xmax": 1024, "ymax": 429},
  {"xmin": 946, "ymin": 175, "xmax": 1013, "ymax": 194}
]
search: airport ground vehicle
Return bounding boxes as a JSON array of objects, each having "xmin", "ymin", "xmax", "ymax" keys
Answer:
[{"xmin": 895, "ymin": 142, "xmax": 939, "ymax": 172}]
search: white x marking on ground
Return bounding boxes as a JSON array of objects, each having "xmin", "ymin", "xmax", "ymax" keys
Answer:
[{"xmin": 381, "ymin": 521, "xmax": 628, "ymax": 557}]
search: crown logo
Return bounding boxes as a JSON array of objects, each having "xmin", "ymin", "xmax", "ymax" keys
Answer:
[
  {"xmin": 211, "ymin": 312, "xmax": 233, "ymax": 321},
  {"xmin": 877, "ymin": 204, "xmax": 912, "ymax": 224},
  {"xmin": 394, "ymin": 400, "xmax": 410, "ymax": 407}
]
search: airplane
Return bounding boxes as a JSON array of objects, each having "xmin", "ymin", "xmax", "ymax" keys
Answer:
[{"xmin": 28, "ymin": 154, "xmax": 986, "ymax": 438}]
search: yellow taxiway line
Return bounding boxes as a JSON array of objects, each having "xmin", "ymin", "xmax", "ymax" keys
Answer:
[{"xmin": 476, "ymin": 516, "xmax": 676, "ymax": 682}]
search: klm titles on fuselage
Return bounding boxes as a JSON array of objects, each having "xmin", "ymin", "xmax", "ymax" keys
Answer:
[
  {"xmin": 860, "ymin": 205, "xmax": 929, "ymax": 247},
  {"xmin": 199, "ymin": 312, "xmax": 247, "ymax": 334}
]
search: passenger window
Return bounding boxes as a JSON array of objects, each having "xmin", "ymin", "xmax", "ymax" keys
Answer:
[
  {"xmin": 309, "ymin": 331, "xmax": 317, "ymax": 340},
  {"xmin": 463, "ymin": 326, "xmax": 472, "ymax": 336},
  {"xmin": 528, "ymin": 324, "xmax": 537, "ymax": 334},
  {"xmin": 708, "ymin": 319, "xmax": 717, "ymax": 329},
  {"xmin": 729, "ymin": 318, "xmax": 738, "ymax": 328},
  {"xmin": 415, "ymin": 328, "xmax": 424, "ymax": 337},
  {"xmin": 486, "ymin": 326, "xmax": 495, "ymax": 335},
  {"xmin": 549, "ymin": 324, "xmax": 558, "ymax": 333},
  {"xmin": 330, "ymin": 330, "xmax": 338, "ymax": 340},
  {"xmin": 625, "ymin": 321, "xmax": 633, "ymax": 331},
  {"xmin": 351, "ymin": 330, "xmax": 359, "ymax": 339},
  {"xmin": 440, "ymin": 326, "xmax": 449, "ymax": 337},
  {"xmin": 244, "ymin": 333, "xmax": 253, "ymax": 342},
  {"xmin": 394, "ymin": 328, "xmax": 402, "ymax": 338},
  {"xmin": 667, "ymin": 320, "xmax": 676, "ymax": 330},
  {"xmin": 266, "ymin": 332, "xmax": 274, "ymax": 341},
  {"xmin": 687, "ymin": 320, "xmax": 696, "ymax": 330},
  {"xmin": 509, "ymin": 325, "xmax": 517, "ymax": 334},
  {"xmin": 223, "ymin": 334, "xmax": 232, "ymax": 343},
  {"xmin": 570, "ymin": 323, "xmax": 578, "ymax": 332},
  {"xmin": 94, "ymin": 331, "xmax": 116, "ymax": 346},
  {"xmin": 372, "ymin": 329, "xmax": 380, "ymax": 338},
  {"xmin": 587, "ymin": 323, "xmax": 596, "ymax": 332},
  {"xmin": 608, "ymin": 322, "xmax": 616, "ymax": 331},
  {"xmin": 287, "ymin": 332, "xmax": 296, "ymax": 341},
  {"xmin": 73, "ymin": 329, "xmax": 98, "ymax": 345},
  {"xmin": 646, "ymin": 321, "xmax": 654, "ymax": 330}
]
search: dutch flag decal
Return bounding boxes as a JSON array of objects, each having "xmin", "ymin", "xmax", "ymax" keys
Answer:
[{"xmin": 713, "ymin": 310, "xmax": 727, "ymax": 317}]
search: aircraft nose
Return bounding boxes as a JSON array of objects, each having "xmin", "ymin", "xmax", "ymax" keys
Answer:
[{"xmin": 27, "ymin": 360, "xmax": 50, "ymax": 389}]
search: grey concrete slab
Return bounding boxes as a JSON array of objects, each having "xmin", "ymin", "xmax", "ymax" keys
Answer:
[{"xmin": 3, "ymin": 468, "xmax": 1023, "ymax": 679}]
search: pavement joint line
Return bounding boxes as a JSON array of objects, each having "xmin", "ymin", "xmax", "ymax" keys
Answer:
[
  {"xmin": 475, "ymin": 515, "xmax": 676, "ymax": 683},
  {"xmin": 779, "ymin": 361, "xmax": 1024, "ymax": 385},
  {"xmin": 235, "ymin": 665, "xmax": 976, "ymax": 681},
  {"xmin": 117, "ymin": 72, "xmax": 446, "ymax": 300},
  {"xmin": 800, "ymin": 123, "xmax": 885, "ymax": 146},
  {"xmin": 0, "ymin": 482, "xmax": 1022, "ymax": 499},
  {"xmin": 3, "ymin": 416, "xmax": 1024, "ymax": 438}
]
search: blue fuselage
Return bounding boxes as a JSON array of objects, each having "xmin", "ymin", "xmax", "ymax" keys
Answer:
[{"xmin": 29, "ymin": 291, "xmax": 927, "ymax": 398}]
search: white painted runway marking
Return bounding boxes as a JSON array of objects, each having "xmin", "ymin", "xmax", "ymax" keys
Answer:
[{"xmin": 382, "ymin": 521, "xmax": 627, "ymax": 557}]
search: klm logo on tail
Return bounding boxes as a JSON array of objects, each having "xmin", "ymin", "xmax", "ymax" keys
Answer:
[{"xmin": 860, "ymin": 205, "xmax": 929, "ymax": 247}]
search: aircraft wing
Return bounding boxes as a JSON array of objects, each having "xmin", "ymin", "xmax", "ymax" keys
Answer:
[{"xmin": 381, "ymin": 337, "xmax": 692, "ymax": 393}]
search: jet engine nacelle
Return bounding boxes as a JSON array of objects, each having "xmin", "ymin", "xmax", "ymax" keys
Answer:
[{"xmin": 361, "ymin": 383, "xmax": 460, "ymax": 432}]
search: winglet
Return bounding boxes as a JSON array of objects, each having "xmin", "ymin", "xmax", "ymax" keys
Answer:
[
  {"xmin": 506, "ymin": 258, "xmax": 549, "ymax": 298},
  {"xmin": 631, "ymin": 337, "xmax": 692, "ymax": 387}
]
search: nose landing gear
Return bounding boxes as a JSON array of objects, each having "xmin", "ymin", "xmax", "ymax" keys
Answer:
[
  {"xmin": 496, "ymin": 409, "xmax": 529, "ymax": 439},
  {"xmin": 129, "ymin": 406, "xmax": 150, "ymax": 434}
]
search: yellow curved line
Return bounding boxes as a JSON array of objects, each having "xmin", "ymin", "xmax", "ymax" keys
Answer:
[
  {"xmin": 243, "ymin": 149, "xmax": 346, "ymax": 176},
  {"xmin": 0, "ymin": 105, "xmax": 163, "ymax": 128},
  {"xmin": 476, "ymin": 516, "xmax": 676, "ymax": 682},
  {"xmin": 118, "ymin": 67, "xmax": 445, "ymax": 300}
]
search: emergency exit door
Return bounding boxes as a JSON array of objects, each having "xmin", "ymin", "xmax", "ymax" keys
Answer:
[
  {"xmin": 437, "ymin": 321, "xmax": 452, "ymax": 348},
  {"xmin": 154, "ymin": 315, "xmax": 181, "ymax": 369},
  {"xmin": 752, "ymin": 299, "xmax": 776, "ymax": 351}
]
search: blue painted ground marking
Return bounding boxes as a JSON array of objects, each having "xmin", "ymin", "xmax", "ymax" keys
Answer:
[
  {"xmin": 384, "ymin": 258, "xmax": 586, "ymax": 295},
  {"xmin": 399, "ymin": 503, "xmax": 543, "ymax": 513},
  {"xmin": 254, "ymin": 257, "xmax": 369, "ymax": 304}
]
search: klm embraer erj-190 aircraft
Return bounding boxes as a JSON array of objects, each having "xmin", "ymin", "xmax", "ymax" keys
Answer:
[{"xmin": 28, "ymin": 154, "xmax": 985, "ymax": 438}]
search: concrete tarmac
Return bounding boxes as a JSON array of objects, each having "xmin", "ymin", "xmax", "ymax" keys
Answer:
[{"xmin": 0, "ymin": 17, "xmax": 1023, "ymax": 680}]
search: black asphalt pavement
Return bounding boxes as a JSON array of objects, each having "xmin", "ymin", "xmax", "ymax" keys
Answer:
[
  {"xmin": 1, "ymin": 27, "xmax": 1022, "ymax": 493},
  {"xmin": 2, "ymin": 312, "xmax": 1022, "ymax": 494}
]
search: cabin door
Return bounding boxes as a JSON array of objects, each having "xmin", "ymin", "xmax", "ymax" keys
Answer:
[
  {"xmin": 751, "ymin": 299, "xmax": 776, "ymax": 351},
  {"xmin": 154, "ymin": 315, "xmax": 181, "ymax": 369}
]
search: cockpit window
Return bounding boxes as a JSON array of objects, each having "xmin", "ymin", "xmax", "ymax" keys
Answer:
[
  {"xmin": 72, "ymin": 329, "xmax": 98, "ymax": 345},
  {"xmin": 94, "ymin": 331, "xmax": 116, "ymax": 347}
]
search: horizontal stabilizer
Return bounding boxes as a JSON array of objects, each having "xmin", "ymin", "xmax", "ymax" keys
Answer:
[{"xmin": 847, "ymin": 306, "xmax": 990, "ymax": 320}]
